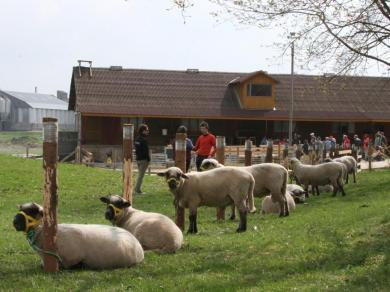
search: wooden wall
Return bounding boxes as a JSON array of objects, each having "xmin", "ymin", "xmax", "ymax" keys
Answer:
[{"xmin": 239, "ymin": 74, "xmax": 276, "ymax": 110}]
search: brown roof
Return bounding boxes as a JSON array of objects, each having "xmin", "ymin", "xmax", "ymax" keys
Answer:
[{"xmin": 69, "ymin": 67, "xmax": 390, "ymax": 122}]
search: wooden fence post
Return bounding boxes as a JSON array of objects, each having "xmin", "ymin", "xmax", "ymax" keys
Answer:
[
  {"xmin": 368, "ymin": 143, "xmax": 374, "ymax": 171},
  {"xmin": 42, "ymin": 117, "xmax": 59, "ymax": 273},
  {"xmin": 175, "ymin": 133, "xmax": 186, "ymax": 230},
  {"xmin": 265, "ymin": 139, "xmax": 273, "ymax": 163},
  {"xmin": 123, "ymin": 124, "xmax": 134, "ymax": 203},
  {"xmin": 216, "ymin": 136, "xmax": 226, "ymax": 220},
  {"xmin": 244, "ymin": 139, "xmax": 252, "ymax": 166}
]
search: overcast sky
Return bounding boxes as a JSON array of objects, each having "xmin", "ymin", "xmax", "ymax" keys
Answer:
[{"xmin": 0, "ymin": 0, "xmax": 384, "ymax": 96}]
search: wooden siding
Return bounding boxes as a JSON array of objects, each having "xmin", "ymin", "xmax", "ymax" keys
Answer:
[{"xmin": 239, "ymin": 74, "xmax": 277, "ymax": 109}]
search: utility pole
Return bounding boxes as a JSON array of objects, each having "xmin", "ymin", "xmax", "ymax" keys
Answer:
[{"xmin": 289, "ymin": 32, "xmax": 296, "ymax": 147}]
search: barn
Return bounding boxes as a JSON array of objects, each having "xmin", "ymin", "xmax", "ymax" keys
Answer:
[
  {"xmin": 69, "ymin": 65, "xmax": 390, "ymax": 159},
  {"xmin": 0, "ymin": 90, "xmax": 75, "ymax": 131}
]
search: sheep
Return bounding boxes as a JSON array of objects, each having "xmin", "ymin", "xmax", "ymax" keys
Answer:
[
  {"xmin": 262, "ymin": 192, "xmax": 296, "ymax": 214},
  {"xmin": 100, "ymin": 195, "xmax": 183, "ymax": 254},
  {"xmin": 13, "ymin": 202, "xmax": 144, "ymax": 269},
  {"xmin": 325, "ymin": 156, "xmax": 357, "ymax": 184},
  {"xmin": 286, "ymin": 184, "xmax": 307, "ymax": 203},
  {"xmin": 308, "ymin": 184, "xmax": 334, "ymax": 194},
  {"xmin": 289, "ymin": 158, "xmax": 346, "ymax": 197},
  {"xmin": 158, "ymin": 166, "xmax": 256, "ymax": 233},
  {"xmin": 200, "ymin": 159, "xmax": 289, "ymax": 218}
]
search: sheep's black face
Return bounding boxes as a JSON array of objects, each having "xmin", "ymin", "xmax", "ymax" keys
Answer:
[
  {"xmin": 105, "ymin": 206, "xmax": 115, "ymax": 221},
  {"xmin": 13, "ymin": 213, "xmax": 26, "ymax": 232},
  {"xmin": 168, "ymin": 178, "xmax": 179, "ymax": 190},
  {"xmin": 100, "ymin": 195, "xmax": 131, "ymax": 222}
]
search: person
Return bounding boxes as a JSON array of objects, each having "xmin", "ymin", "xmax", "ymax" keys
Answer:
[
  {"xmin": 342, "ymin": 134, "xmax": 351, "ymax": 149},
  {"xmin": 173, "ymin": 125, "xmax": 194, "ymax": 172},
  {"xmin": 363, "ymin": 134, "xmax": 370, "ymax": 160},
  {"xmin": 309, "ymin": 133, "xmax": 316, "ymax": 145},
  {"xmin": 193, "ymin": 121, "xmax": 216, "ymax": 171},
  {"xmin": 302, "ymin": 139, "xmax": 309, "ymax": 155},
  {"xmin": 324, "ymin": 137, "xmax": 332, "ymax": 154},
  {"xmin": 134, "ymin": 124, "xmax": 150, "ymax": 195},
  {"xmin": 353, "ymin": 134, "xmax": 362, "ymax": 153}
]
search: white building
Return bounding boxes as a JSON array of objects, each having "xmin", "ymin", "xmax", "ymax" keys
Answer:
[{"xmin": 0, "ymin": 90, "xmax": 75, "ymax": 131}]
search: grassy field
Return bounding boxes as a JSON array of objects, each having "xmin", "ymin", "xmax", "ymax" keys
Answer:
[
  {"xmin": 0, "ymin": 131, "xmax": 42, "ymax": 155},
  {"xmin": 0, "ymin": 155, "xmax": 389, "ymax": 291}
]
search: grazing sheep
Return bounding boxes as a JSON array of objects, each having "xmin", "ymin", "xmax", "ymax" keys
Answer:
[
  {"xmin": 286, "ymin": 184, "xmax": 307, "ymax": 203},
  {"xmin": 158, "ymin": 166, "xmax": 256, "ymax": 233},
  {"xmin": 13, "ymin": 202, "xmax": 144, "ymax": 269},
  {"xmin": 262, "ymin": 192, "xmax": 296, "ymax": 214},
  {"xmin": 290, "ymin": 158, "xmax": 346, "ymax": 197},
  {"xmin": 200, "ymin": 159, "xmax": 289, "ymax": 218},
  {"xmin": 100, "ymin": 195, "xmax": 183, "ymax": 254},
  {"xmin": 325, "ymin": 156, "xmax": 357, "ymax": 184}
]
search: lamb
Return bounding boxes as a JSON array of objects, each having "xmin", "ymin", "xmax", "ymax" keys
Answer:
[
  {"xmin": 262, "ymin": 192, "xmax": 296, "ymax": 214},
  {"xmin": 100, "ymin": 195, "xmax": 183, "ymax": 254},
  {"xmin": 325, "ymin": 156, "xmax": 357, "ymax": 184},
  {"xmin": 13, "ymin": 202, "xmax": 144, "ymax": 269},
  {"xmin": 290, "ymin": 158, "xmax": 346, "ymax": 197},
  {"xmin": 286, "ymin": 184, "xmax": 307, "ymax": 203},
  {"xmin": 158, "ymin": 166, "xmax": 256, "ymax": 233},
  {"xmin": 200, "ymin": 158, "xmax": 289, "ymax": 218}
]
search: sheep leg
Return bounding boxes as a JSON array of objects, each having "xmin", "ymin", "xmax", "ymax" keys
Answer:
[
  {"xmin": 284, "ymin": 200, "xmax": 289, "ymax": 217},
  {"xmin": 237, "ymin": 209, "xmax": 247, "ymax": 233},
  {"xmin": 229, "ymin": 204, "xmax": 236, "ymax": 220},
  {"xmin": 311, "ymin": 185, "xmax": 316, "ymax": 197},
  {"xmin": 353, "ymin": 171, "xmax": 356, "ymax": 183},
  {"xmin": 345, "ymin": 173, "xmax": 349, "ymax": 184},
  {"xmin": 187, "ymin": 209, "xmax": 198, "ymax": 234},
  {"xmin": 316, "ymin": 186, "xmax": 320, "ymax": 196},
  {"xmin": 337, "ymin": 180, "xmax": 346, "ymax": 196},
  {"xmin": 304, "ymin": 185, "xmax": 309, "ymax": 198}
]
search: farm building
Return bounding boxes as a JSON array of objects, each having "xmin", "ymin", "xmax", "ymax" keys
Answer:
[
  {"xmin": 0, "ymin": 90, "xmax": 75, "ymax": 131},
  {"xmin": 69, "ymin": 65, "xmax": 390, "ymax": 158}
]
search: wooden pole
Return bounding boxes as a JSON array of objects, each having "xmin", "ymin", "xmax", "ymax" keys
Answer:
[
  {"xmin": 244, "ymin": 139, "xmax": 252, "ymax": 166},
  {"xmin": 265, "ymin": 139, "xmax": 273, "ymax": 163},
  {"xmin": 216, "ymin": 136, "xmax": 226, "ymax": 220},
  {"xmin": 175, "ymin": 133, "xmax": 186, "ymax": 230},
  {"xmin": 42, "ymin": 117, "xmax": 59, "ymax": 273},
  {"xmin": 122, "ymin": 124, "xmax": 134, "ymax": 203},
  {"xmin": 368, "ymin": 142, "xmax": 374, "ymax": 171}
]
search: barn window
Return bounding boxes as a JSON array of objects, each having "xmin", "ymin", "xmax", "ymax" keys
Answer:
[{"xmin": 247, "ymin": 83, "xmax": 272, "ymax": 96}]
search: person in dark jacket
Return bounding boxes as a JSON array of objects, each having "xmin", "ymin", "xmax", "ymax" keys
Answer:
[{"xmin": 134, "ymin": 124, "xmax": 150, "ymax": 195}]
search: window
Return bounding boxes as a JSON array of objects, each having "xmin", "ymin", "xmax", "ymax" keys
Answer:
[{"xmin": 247, "ymin": 83, "xmax": 272, "ymax": 96}]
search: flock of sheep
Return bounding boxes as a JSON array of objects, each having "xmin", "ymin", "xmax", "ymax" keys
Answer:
[{"xmin": 12, "ymin": 154, "xmax": 358, "ymax": 270}]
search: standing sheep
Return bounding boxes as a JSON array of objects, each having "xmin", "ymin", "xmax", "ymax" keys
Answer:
[
  {"xmin": 262, "ymin": 192, "xmax": 296, "ymax": 215},
  {"xmin": 326, "ymin": 156, "xmax": 358, "ymax": 184},
  {"xmin": 13, "ymin": 202, "xmax": 144, "ymax": 269},
  {"xmin": 200, "ymin": 159, "xmax": 289, "ymax": 218},
  {"xmin": 158, "ymin": 166, "xmax": 256, "ymax": 233},
  {"xmin": 100, "ymin": 195, "xmax": 183, "ymax": 254},
  {"xmin": 289, "ymin": 158, "xmax": 346, "ymax": 197}
]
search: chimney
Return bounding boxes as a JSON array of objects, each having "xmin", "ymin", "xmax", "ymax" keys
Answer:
[
  {"xmin": 77, "ymin": 60, "xmax": 93, "ymax": 77},
  {"xmin": 35, "ymin": 86, "xmax": 38, "ymax": 94},
  {"xmin": 186, "ymin": 68, "xmax": 199, "ymax": 73},
  {"xmin": 56, "ymin": 90, "xmax": 68, "ymax": 102}
]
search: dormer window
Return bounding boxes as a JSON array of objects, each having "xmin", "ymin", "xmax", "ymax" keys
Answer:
[{"xmin": 247, "ymin": 83, "xmax": 272, "ymax": 97}]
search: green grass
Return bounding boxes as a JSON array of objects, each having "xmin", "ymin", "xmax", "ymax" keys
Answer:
[
  {"xmin": 0, "ymin": 131, "xmax": 42, "ymax": 155},
  {"xmin": 0, "ymin": 155, "xmax": 389, "ymax": 291}
]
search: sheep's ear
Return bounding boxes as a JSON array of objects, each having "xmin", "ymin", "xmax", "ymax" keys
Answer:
[
  {"xmin": 38, "ymin": 206, "xmax": 43, "ymax": 217},
  {"xmin": 181, "ymin": 173, "xmax": 189, "ymax": 179},
  {"xmin": 157, "ymin": 172, "xmax": 167, "ymax": 177},
  {"xmin": 100, "ymin": 196, "xmax": 110, "ymax": 204},
  {"xmin": 122, "ymin": 201, "xmax": 131, "ymax": 208}
]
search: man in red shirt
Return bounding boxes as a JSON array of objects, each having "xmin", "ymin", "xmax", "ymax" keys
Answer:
[{"xmin": 193, "ymin": 121, "xmax": 216, "ymax": 171}]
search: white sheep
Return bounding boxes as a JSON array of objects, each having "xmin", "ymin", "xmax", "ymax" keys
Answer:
[
  {"xmin": 262, "ymin": 192, "xmax": 296, "ymax": 214},
  {"xmin": 286, "ymin": 184, "xmax": 307, "ymax": 203},
  {"xmin": 290, "ymin": 158, "xmax": 346, "ymax": 197},
  {"xmin": 13, "ymin": 202, "xmax": 144, "ymax": 269},
  {"xmin": 158, "ymin": 166, "xmax": 256, "ymax": 233},
  {"xmin": 200, "ymin": 159, "xmax": 289, "ymax": 218},
  {"xmin": 100, "ymin": 195, "xmax": 183, "ymax": 254},
  {"xmin": 331, "ymin": 156, "xmax": 358, "ymax": 184}
]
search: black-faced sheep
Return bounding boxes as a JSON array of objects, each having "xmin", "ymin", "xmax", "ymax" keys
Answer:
[
  {"xmin": 200, "ymin": 159, "xmax": 289, "ymax": 217},
  {"xmin": 13, "ymin": 202, "xmax": 144, "ymax": 269},
  {"xmin": 100, "ymin": 195, "xmax": 183, "ymax": 253},
  {"xmin": 289, "ymin": 158, "xmax": 346, "ymax": 197},
  {"xmin": 158, "ymin": 166, "xmax": 256, "ymax": 233}
]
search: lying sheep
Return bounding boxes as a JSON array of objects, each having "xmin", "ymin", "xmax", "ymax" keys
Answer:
[
  {"xmin": 262, "ymin": 192, "xmax": 296, "ymax": 215},
  {"xmin": 13, "ymin": 202, "xmax": 144, "ymax": 269},
  {"xmin": 100, "ymin": 195, "xmax": 183, "ymax": 253},
  {"xmin": 200, "ymin": 158, "xmax": 289, "ymax": 218},
  {"xmin": 325, "ymin": 156, "xmax": 357, "ymax": 184},
  {"xmin": 308, "ymin": 184, "xmax": 334, "ymax": 194},
  {"xmin": 286, "ymin": 184, "xmax": 307, "ymax": 203},
  {"xmin": 158, "ymin": 166, "xmax": 256, "ymax": 233},
  {"xmin": 290, "ymin": 158, "xmax": 346, "ymax": 197}
]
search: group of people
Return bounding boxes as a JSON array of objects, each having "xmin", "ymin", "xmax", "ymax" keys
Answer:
[{"xmin": 134, "ymin": 121, "xmax": 216, "ymax": 195}]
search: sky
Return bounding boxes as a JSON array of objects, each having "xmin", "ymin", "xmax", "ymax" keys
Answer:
[{"xmin": 0, "ymin": 0, "xmax": 385, "ymax": 95}]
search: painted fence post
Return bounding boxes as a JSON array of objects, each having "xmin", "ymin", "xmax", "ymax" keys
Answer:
[
  {"xmin": 123, "ymin": 124, "xmax": 134, "ymax": 203},
  {"xmin": 175, "ymin": 133, "xmax": 186, "ymax": 230}
]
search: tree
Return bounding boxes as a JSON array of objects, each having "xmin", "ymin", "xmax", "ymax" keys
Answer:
[{"xmin": 201, "ymin": 0, "xmax": 390, "ymax": 75}]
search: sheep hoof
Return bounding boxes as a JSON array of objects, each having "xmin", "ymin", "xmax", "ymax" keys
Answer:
[
  {"xmin": 229, "ymin": 215, "xmax": 236, "ymax": 220},
  {"xmin": 249, "ymin": 208, "xmax": 257, "ymax": 214},
  {"xmin": 236, "ymin": 228, "xmax": 246, "ymax": 233}
]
